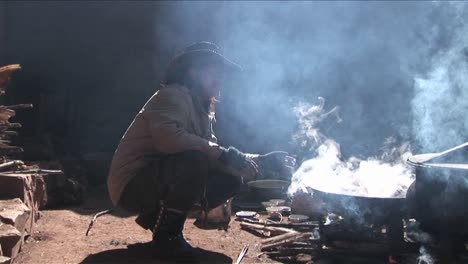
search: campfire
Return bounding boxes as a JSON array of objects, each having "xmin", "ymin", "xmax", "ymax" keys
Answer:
[{"xmin": 233, "ymin": 99, "xmax": 468, "ymax": 264}]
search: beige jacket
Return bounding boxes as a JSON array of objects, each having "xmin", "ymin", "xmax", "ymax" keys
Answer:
[{"xmin": 107, "ymin": 84, "xmax": 231, "ymax": 206}]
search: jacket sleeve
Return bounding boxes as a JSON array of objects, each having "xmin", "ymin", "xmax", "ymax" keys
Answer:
[{"xmin": 142, "ymin": 88, "xmax": 224, "ymax": 160}]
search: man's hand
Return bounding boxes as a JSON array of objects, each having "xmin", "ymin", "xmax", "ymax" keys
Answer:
[
  {"xmin": 238, "ymin": 157, "xmax": 258, "ymax": 181},
  {"xmin": 219, "ymin": 146, "xmax": 259, "ymax": 180},
  {"xmin": 257, "ymin": 151, "xmax": 296, "ymax": 180}
]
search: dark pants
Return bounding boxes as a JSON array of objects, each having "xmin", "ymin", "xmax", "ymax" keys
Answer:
[{"xmin": 119, "ymin": 151, "xmax": 241, "ymax": 228}]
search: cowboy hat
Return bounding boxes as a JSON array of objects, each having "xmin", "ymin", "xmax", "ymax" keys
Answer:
[{"xmin": 162, "ymin": 42, "xmax": 242, "ymax": 85}]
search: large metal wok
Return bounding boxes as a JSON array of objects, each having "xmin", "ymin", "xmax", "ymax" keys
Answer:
[
  {"xmin": 308, "ymin": 183, "xmax": 407, "ymax": 246},
  {"xmin": 309, "ymin": 184, "xmax": 407, "ymax": 226}
]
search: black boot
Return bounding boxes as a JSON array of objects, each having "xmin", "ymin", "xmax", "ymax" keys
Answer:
[{"xmin": 151, "ymin": 208, "xmax": 200, "ymax": 261}]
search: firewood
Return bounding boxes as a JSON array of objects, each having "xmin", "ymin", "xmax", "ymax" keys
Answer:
[
  {"xmin": 0, "ymin": 123, "xmax": 22, "ymax": 130},
  {"xmin": 242, "ymin": 227, "xmax": 271, "ymax": 237},
  {"xmin": 240, "ymin": 222, "xmax": 297, "ymax": 236},
  {"xmin": 262, "ymin": 232, "xmax": 313, "ymax": 251},
  {"xmin": 0, "ymin": 64, "xmax": 21, "ymax": 89},
  {"xmin": 237, "ymin": 217, "xmax": 318, "ymax": 228},
  {"xmin": 0, "ymin": 169, "xmax": 63, "ymax": 175},
  {"xmin": 0, "ymin": 104, "xmax": 33, "ymax": 110},
  {"xmin": 0, "ymin": 160, "xmax": 24, "ymax": 171},
  {"xmin": 265, "ymin": 247, "xmax": 318, "ymax": 257},
  {"xmin": 262, "ymin": 231, "xmax": 300, "ymax": 244},
  {"xmin": 0, "ymin": 109, "xmax": 15, "ymax": 121},
  {"xmin": 0, "ymin": 146, "xmax": 23, "ymax": 154},
  {"xmin": 0, "ymin": 64, "xmax": 21, "ymax": 73},
  {"xmin": 0, "ymin": 131, "xmax": 18, "ymax": 136},
  {"xmin": 0, "ymin": 140, "xmax": 11, "ymax": 146}
]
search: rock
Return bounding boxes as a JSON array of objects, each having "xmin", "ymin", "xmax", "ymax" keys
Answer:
[
  {"xmin": 0, "ymin": 173, "xmax": 46, "ymax": 231},
  {"xmin": 0, "ymin": 256, "xmax": 10, "ymax": 264},
  {"xmin": 0, "ymin": 199, "xmax": 31, "ymax": 233},
  {"xmin": 41, "ymin": 172, "xmax": 85, "ymax": 207},
  {"xmin": 0, "ymin": 223, "xmax": 22, "ymax": 259}
]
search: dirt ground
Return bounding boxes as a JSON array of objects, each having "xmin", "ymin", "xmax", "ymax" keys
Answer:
[{"xmin": 15, "ymin": 185, "xmax": 280, "ymax": 264}]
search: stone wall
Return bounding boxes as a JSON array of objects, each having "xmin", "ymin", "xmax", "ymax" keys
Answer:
[{"xmin": 0, "ymin": 173, "xmax": 45, "ymax": 263}]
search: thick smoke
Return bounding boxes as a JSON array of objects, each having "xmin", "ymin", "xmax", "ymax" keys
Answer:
[
  {"xmin": 215, "ymin": 1, "xmax": 433, "ymax": 156},
  {"xmin": 412, "ymin": 2, "xmax": 468, "ymax": 153},
  {"xmin": 288, "ymin": 100, "xmax": 414, "ymax": 198},
  {"xmin": 154, "ymin": 2, "xmax": 468, "ymax": 157}
]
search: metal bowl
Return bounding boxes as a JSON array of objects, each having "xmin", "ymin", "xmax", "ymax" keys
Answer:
[{"xmin": 247, "ymin": 180, "xmax": 290, "ymax": 200}]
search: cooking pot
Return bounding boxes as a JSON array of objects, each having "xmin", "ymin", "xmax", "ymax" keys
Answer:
[{"xmin": 406, "ymin": 142, "xmax": 468, "ymax": 237}]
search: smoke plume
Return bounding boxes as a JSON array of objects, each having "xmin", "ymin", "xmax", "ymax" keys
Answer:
[
  {"xmin": 288, "ymin": 101, "xmax": 414, "ymax": 198},
  {"xmin": 411, "ymin": 2, "xmax": 468, "ymax": 153}
]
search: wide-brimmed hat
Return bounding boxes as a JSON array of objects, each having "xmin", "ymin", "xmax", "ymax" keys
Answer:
[{"xmin": 163, "ymin": 42, "xmax": 242, "ymax": 84}]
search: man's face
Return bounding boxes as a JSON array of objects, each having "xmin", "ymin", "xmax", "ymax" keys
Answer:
[{"xmin": 189, "ymin": 63, "xmax": 224, "ymax": 99}]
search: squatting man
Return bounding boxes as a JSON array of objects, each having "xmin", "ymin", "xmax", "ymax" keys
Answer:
[{"xmin": 107, "ymin": 42, "xmax": 294, "ymax": 259}]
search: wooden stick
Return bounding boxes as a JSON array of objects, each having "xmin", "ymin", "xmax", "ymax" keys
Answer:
[
  {"xmin": 234, "ymin": 245, "xmax": 249, "ymax": 264},
  {"xmin": 265, "ymin": 247, "xmax": 317, "ymax": 257},
  {"xmin": 242, "ymin": 227, "xmax": 271, "ymax": 238},
  {"xmin": 240, "ymin": 222, "xmax": 296, "ymax": 235},
  {"xmin": 0, "ymin": 147, "xmax": 23, "ymax": 154},
  {"xmin": 0, "ymin": 104, "xmax": 33, "ymax": 110},
  {"xmin": 236, "ymin": 217, "xmax": 318, "ymax": 228},
  {"xmin": 0, "ymin": 131, "xmax": 18, "ymax": 136},
  {"xmin": 0, "ymin": 145, "xmax": 20, "ymax": 149},
  {"xmin": 0, "ymin": 123, "xmax": 22, "ymax": 129},
  {"xmin": 262, "ymin": 231, "xmax": 301, "ymax": 244},
  {"xmin": 0, "ymin": 64, "xmax": 21, "ymax": 73},
  {"xmin": 0, "ymin": 160, "xmax": 24, "ymax": 171},
  {"xmin": 0, "ymin": 169, "xmax": 63, "ymax": 175},
  {"xmin": 262, "ymin": 233, "xmax": 313, "ymax": 251},
  {"xmin": 86, "ymin": 209, "xmax": 113, "ymax": 236}
]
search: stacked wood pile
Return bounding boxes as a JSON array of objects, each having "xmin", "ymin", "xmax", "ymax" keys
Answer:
[
  {"xmin": 237, "ymin": 192, "xmax": 428, "ymax": 264},
  {"xmin": 237, "ymin": 217, "xmax": 319, "ymax": 263},
  {"xmin": 0, "ymin": 64, "xmax": 60, "ymax": 264}
]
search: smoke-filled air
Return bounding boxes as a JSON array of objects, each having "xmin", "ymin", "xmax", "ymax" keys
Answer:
[{"xmin": 155, "ymin": 2, "xmax": 468, "ymax": 197}]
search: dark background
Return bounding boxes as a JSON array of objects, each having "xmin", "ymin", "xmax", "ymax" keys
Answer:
[{"xmin": 0, "ymin": 1, "xmax": 467, "ymax": 184}]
